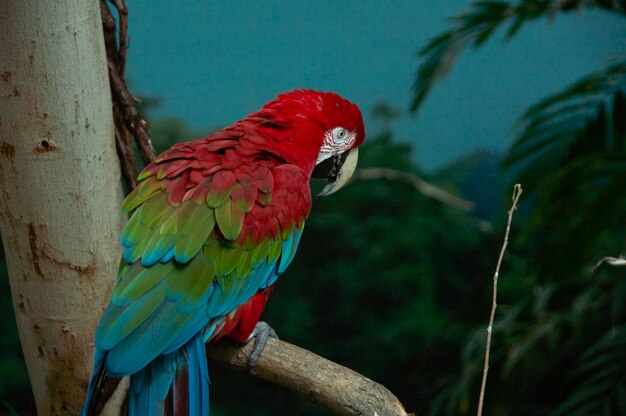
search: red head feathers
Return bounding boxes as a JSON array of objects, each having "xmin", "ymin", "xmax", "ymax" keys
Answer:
[
  {"xmin": 146, "ymin": 89, "xmax": 365, "ymax": 202},
  {"xmin": 238, "ymin": 89, "xmax": 365, "ymax": 179}
]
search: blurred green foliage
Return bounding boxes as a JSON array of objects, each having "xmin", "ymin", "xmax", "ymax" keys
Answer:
[{"xmin": 411, "ymin": 1, "xmax": 626, "ymax": 415}]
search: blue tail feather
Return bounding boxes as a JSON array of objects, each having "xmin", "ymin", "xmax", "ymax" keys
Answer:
[
  {"xmin": 81, "ymin": 350, "xmax": 105, "ymax": 416},
  {"xmin": 127, "ymin": 334, "xmax": 209, "ymax": 415},
  {"xmin": 83, "ymin": 334, "xmax": 210, "ymax": 415},
  {"xmin": 186, "ymin": 334, "xmax": 210, "ymax": 415}
]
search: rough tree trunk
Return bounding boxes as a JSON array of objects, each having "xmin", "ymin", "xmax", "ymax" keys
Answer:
[{"xmin": 0, "ymin": 1, "xmax": 126, "ymax": 414}]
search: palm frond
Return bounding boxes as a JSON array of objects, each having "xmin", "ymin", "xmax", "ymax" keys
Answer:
[
  {"xmin": 553, "ymin": 326, "xmax": 626, "ymax": 416},
  {"xmin": 504, "ymin": 60, "xmax": 626, "ymax": 190},
  {"xmin": 503, "ymin": 61, "xmax": 626, "ymax": 243},
  {"xmin": 411, "ymin": 1, "xmax": 626, "ymax": 112}
]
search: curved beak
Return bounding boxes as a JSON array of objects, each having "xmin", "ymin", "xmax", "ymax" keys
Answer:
[{"xmin": 312, "ymin": 148, "xmax": 359, "ymax": 196}]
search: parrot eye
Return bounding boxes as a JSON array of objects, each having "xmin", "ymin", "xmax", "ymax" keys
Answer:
[{"xmin": 332, "ymin": 127, "xmax": 347, "ymax": 141}]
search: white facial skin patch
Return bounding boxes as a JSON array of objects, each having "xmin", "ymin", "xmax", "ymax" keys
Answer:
[{"xmin": 316, "ymin": 127, "xmax": 357, "ymax": 164}]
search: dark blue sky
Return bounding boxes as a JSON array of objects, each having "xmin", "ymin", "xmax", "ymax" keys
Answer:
[{"xmin": 127, "ymin": 1, "xmax": 626, "ymax": 170}]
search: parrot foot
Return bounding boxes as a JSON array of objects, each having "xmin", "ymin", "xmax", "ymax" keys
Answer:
[{"xmin": 246, "ymin": 321, "xmax": 279, "ymax": 373}]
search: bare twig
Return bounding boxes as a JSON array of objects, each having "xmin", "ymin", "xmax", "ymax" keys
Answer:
[
  {"xmin": 354, "ymin": 167, "xmax": 475, "ymax": 212},
  {"xmin": 591, "ymin": 255, "xmax": 626, "ymax": 273},
  {"xmin": 207, "ymin": 338, "xmax": 411, "ymax": 416},
  {"xmin": 477, "ymin": 183, "xmax": 522, "ymax": 416},
  {"xmin": 353, "ymin": 167, "xmax": 493, "ymax": 232}
]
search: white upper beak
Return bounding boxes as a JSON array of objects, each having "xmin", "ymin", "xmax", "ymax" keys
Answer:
[{"xmin": 319, "ymin": 148, "xmax": 359, "ymax": 196}]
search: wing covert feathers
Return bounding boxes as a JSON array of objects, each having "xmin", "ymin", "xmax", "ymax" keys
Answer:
[{"xmin": 96, "ymin": 137, "xmax": 310, "ymax": 377}]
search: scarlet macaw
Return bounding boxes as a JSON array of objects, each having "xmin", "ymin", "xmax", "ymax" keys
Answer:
[{"xmin": 82, "ymin": 89, "xmax": 365, "ymax": 415}]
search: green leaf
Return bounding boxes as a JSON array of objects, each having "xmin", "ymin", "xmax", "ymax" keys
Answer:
[{"xmin": 411, "ymin": 1, "xmax": 626, "ymax": 112}]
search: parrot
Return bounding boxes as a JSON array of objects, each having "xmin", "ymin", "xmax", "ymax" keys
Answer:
[{"xmin": 81, "ymin": 89, "xmax": 365, "ymax": 415}]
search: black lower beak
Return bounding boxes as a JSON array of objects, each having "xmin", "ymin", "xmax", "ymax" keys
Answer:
[
  {"xmin": 312, "ymin": 152, "xmax": 349, "ymax": 182},
  {"xmin": 313, "ymin": 148, "xmax": 359, "ymax": 196}
]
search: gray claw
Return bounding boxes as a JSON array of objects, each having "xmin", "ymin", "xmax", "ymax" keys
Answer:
[{"xmin": 248, "ymin": 321, "xmax": 279, "ymax": 373}]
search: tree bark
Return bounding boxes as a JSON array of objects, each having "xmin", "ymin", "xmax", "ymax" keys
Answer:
[
  {"xmin": 0, "ymin": 1, "xmax": 126, "ymax": 415},
  {"xmin": 208, "ymin": 338, "xmax": 410, "ymax": 416}
]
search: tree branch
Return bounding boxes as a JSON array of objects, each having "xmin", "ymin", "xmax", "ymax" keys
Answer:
[
  {"xmin": 207, "ymin": 338, "xmax": 411, "ymax": 416},
  {"xmin": 353, "ymin": 167, "xmax": 493, "ymax": 232},
  {"xmin": 354, "ymin": 167, "xmax": 475, "ymax": 212},
  {"xmin": 477, "ymin": 183, "xmax": 522, "ymax": 416},
  {"xmin": 591, "ymin": 255, "xmax": 626, "ymax": 273}
]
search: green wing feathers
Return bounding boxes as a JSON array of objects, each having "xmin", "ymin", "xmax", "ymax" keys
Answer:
[{"xmin": 96, "ymin": 149, "xmax": 311, "ymax": 375}]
